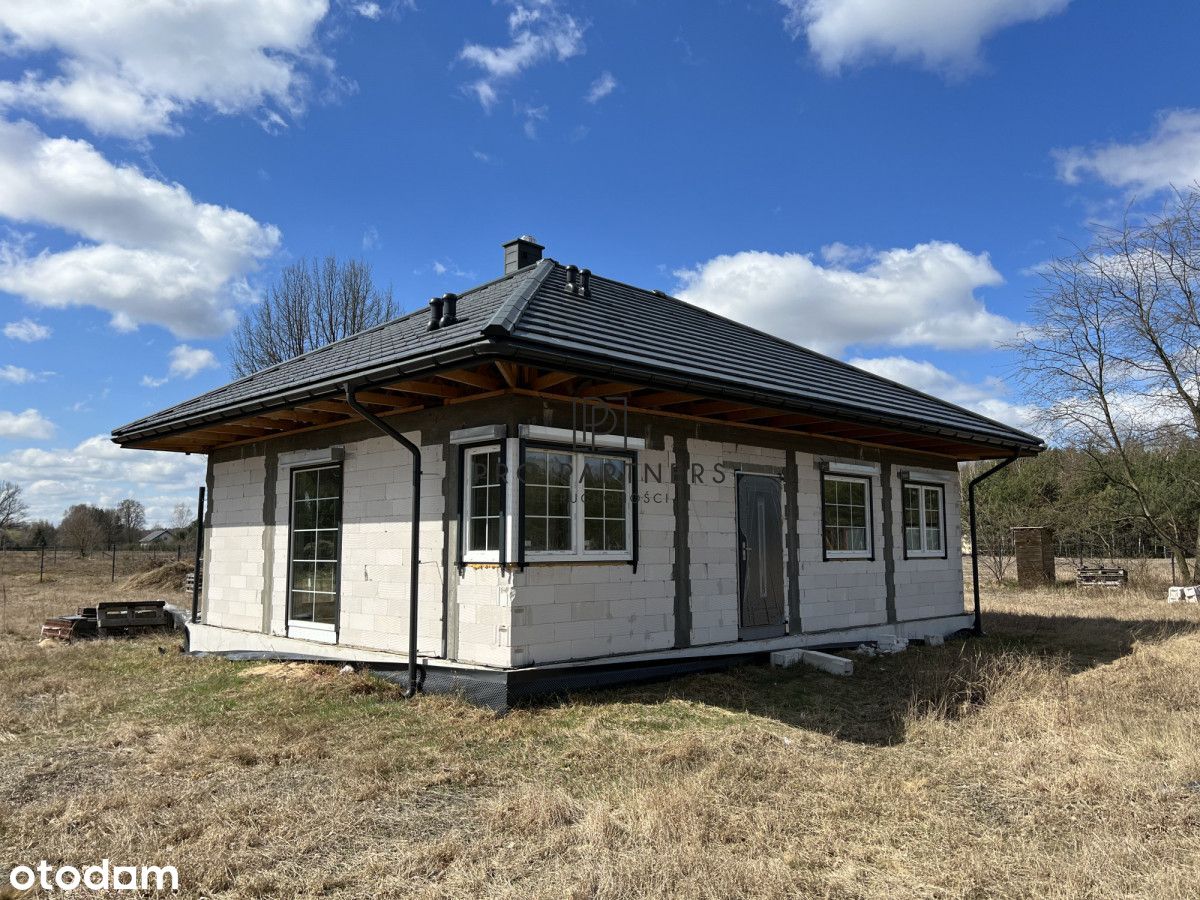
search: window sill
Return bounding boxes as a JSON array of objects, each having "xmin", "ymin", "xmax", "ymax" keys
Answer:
[
  {"xmin": 905, "ymin": 551, "xmax": 946, "ymax": 560},
  {"xmin": 824, "ymin": 553, "xmax": 872, "ymax": 561},
  {"xmin": 288, "ymin": 621, "xmax": 337, "ymax": 644},
  {"xmin": 523, "ymin": 556, "xmax": 634, "ymax": 566}
]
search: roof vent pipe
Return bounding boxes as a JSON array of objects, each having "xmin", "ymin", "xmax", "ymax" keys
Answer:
[
  {"xmin": 580, "ymin": 268, "xmax": 591, "ymax": 298},
  {"xmin": 440, "ymin": 292, "xmax": 459, "ymax": 327},
  {"xmin": 565, "ymin": 264, "xmax": 579, "ymax": 294},
  {"xmin": 427, "ymin": 296, "xmax": 444, "ymax": 331}
]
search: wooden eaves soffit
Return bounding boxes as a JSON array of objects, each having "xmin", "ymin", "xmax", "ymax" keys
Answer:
[{"xmin": 127, "ymin": 361, "xmax": 1021, "ymax": 461}]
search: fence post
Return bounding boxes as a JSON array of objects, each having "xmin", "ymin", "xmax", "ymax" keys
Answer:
[
  {"xmin": 111, "ymin": 544, "xmax": 117, "ymax": 583},
  {"xmin": 39, "ymin": 547, "xmax": 44, "ymax": 583}
]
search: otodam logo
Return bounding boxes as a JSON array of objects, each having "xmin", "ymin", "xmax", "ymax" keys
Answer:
[{"xmin": 7, "ymin": 859, "xmax": 179, "ymax": 893}]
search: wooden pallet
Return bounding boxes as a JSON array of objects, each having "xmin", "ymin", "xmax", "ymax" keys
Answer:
[{"xmin": 1076, "ymin": 566, "xmax": 1128, "ymax": 587}]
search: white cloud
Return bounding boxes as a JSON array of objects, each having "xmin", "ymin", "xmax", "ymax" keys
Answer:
[
  {"xmin": 0, "ymin": 0, "xmax": 334, "ymax": 139},
  {"xmin": 848, "ymin": 355, "xmax": 1035, "ymax": 431},
  {"xmin": 0, "ymin": 118, "xmax": 280, "ymax": 337},
  {"xmin": 140, "ymin": 344, "xmax": 218, "ymax": 387},
  {"xmin": 0, "ymin": 408, "xmax": 54, "ymax": 440},
  {"xmin": 3, "ymin": 317, "xmax": 50, "ymax": 342},
  {"xmin": 585, "ymin": 71, "xmax": 616, "ymax": 103},
  {"xmin": 0, "ymin": 434, "xmax": 205, "ymax": 521},
  {"xmin": 362, "ymin": 225, "xmax": 380, "ymax": 250},
  {"xmin": 674, "ymin": 241, "xmax": 1016, "ymax": 356},
  {"xmin": 521, "ymin": 103, "xmax": 548, "ymax": 139},
  {"xmin": 1055, "ymin": 109, "xmax": 1200, "ymax": 193},
  {"xmin": 459, "ymin": 1, "xmax": 585, "ymax": 110},
  {"xmin": 781, "ymin": 0, "xmax": 1070, "ymax": 75},
  {"xmin": 168, "ymin": 344, "xmax": 218, "ymax": 378},
  {"xmin": 353, "ymin": 2, "xmax": 383, "ymax": 19},
  {"xmin": 0, "ymin": 365, "xmax": 35, "ymax": 384}
]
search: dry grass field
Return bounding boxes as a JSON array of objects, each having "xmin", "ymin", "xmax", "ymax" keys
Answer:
[{"xmin": 1, "ymin": 555, "xmax": 1199, "ymax": 898}]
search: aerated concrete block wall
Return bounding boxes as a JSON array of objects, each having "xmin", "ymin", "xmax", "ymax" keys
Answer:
[
  {"xmin": 685, "ymin": 438, "xmax": 788, "ymax": 645},
  {"xmin": 793, "ymin": 452, "xmax": 889, "ymax": 633},
  {"xmin": 200, "ymin": 394, "xmax": 972, "ymax": 669},
  {"xmin": 891, "ymin": 470, "xmax": 966, "ymax": 621},
  {"xmin": 265, "ymin": 435, "xmax": 447, "ymax": 656},
  {"xmin": 204, "ymin": 456, "xmax": 268, "ymax": 633},
  {"xmin": 506, "ymin": 439, "xmax": 677, "ymax": 666}
]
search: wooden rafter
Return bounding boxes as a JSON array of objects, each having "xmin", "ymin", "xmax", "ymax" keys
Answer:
[
  {"xmin": 684, "ymin": 399, "xmax": 758, "ymax": 417},
  {"xmin": 494, "ymin": 360, "xmax": 520, "ymax": 388},
  {"xmin": 630, "ymin": 390, "xmax": 699, "ymax": 408},
  {"xmin": 439, "ymin": 367, "xmax": 503, "ymax": 391},
  {"xmin": 532, "ymin": 370, "xmax": 577, "ymax": 391},
  {"xmin": 579, "ymin": 381, "xmax": 638, "ymax": 398},
  {"xmin": 383, "ymin": 379, "xmax": 462, "ymax": 399}
]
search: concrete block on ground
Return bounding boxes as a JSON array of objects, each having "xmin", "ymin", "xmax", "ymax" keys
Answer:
[
  {"xmin": 771, "ymin": 648, "xmax": 853, "ymax": 676},
  {"xmin": 924, "ymin": 633, "xmax": 945, "ymax": 646}
]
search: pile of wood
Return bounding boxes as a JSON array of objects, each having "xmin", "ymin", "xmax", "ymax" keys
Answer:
[
  {"xmin": 1076, "ymin": 566, "xmax": 1129, "ymax": 588},
  {"xmin": 41, "ymin": 600, "xmax": 177, "ymax": 642}
]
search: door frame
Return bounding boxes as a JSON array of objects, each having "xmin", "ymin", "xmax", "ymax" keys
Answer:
[{"xmin": 735, "ymin": 471, "xmax": 787, "ymax": 640}]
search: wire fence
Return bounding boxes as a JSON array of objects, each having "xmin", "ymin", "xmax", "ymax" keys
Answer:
[{"xmin": 0, "ymin": 545, "xmax": 193, "ymax": 584}]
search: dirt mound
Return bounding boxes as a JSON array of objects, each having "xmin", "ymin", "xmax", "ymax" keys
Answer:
[
  {"xmin": 122, "ymin": 560, "xmax": 192, "ymax": 591},
  {"xmin": 241, "ymin": 663, "xmax": 337, "ymax": 684}
]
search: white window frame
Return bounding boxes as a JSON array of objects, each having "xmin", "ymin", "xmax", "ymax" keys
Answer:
[
  {"xmin": 523, "ymin": 447, "xmax": 634, "ymax": 563},
  {"xmin": 822, "ymin": 473, "xmax": 873, "ymax": 560},
  {"xmin": 902, "ymin": 482, "xmax": 946, "ymax": 558},
  {"xmin": 287, "ymin": 463, "xmax": 340, "ymax": 644},
  {"xmin": 462, "ymin": 443, "xmax": 503, "ymax": 564}
]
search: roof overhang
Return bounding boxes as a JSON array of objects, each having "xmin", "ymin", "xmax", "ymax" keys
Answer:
[{"xmin": 113, "ymin": 342, "xmax": 1043, "ymax": 462}]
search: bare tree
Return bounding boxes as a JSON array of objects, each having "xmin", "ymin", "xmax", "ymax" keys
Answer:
[
  {"xmin": 0, "ymin": 482, "xmax": 27, "ymax": 532},
  {"xmin": 1009, "ymin": 187, "xmax": 1200, "ymax": 580},
  {"xmin": 229, "ymin": 256, "xmax": 397, "ymax": 377},
  {"xmin": 116, "ymin": 498, "xmax": 146, "ymax": 545},
  {"xmin": 59, "ymin": 505, "xmax": 106, "ymax": 557},
  {"xmin": 170, "ymin": 503, "xmax": 192, "ymax": 531}
]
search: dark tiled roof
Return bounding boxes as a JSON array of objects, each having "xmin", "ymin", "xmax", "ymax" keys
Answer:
[
  {"xmin": 507, "ymin": 266, "xmax": 1041, "ymax": 449},
  {"xmin": 112, "ymin": 263, "xmax": 550, "ymax": 439},
  {"xmin": 113, "ymin": 259, "xmax": 1042, "ymax": 453}
]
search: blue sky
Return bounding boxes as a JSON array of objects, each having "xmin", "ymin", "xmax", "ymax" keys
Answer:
[{"xmin": 1, "ymin": 0, "xmax": 1199, "ymax": 523}]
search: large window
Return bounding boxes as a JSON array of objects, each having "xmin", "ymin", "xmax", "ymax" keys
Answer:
[
  {"xmin": 903, "ymin": 482, "xmax": 945, "ymax": 557},
  {"xmin": 289, "ymin": 465, "xmax": 341, "ymax": 629},
  {"xmin": 822, "ymin": 474, "xmax": 872, "ymax": 559},
  {"xmin": 523, "ymin": 447, "xmax": 631, "ymax": 560},
  {"xmin": 463, "ymin": 445, "xmax": 503, "ymax": 561}
]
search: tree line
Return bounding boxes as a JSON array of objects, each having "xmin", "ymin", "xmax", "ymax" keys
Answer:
[
  {"xmin": 0, "ymin": 483, "xmax": 198, "ymax": 557},
  {"xmin": 961, "ymin": 445, "xmax": 1199, "ymax": 580}
]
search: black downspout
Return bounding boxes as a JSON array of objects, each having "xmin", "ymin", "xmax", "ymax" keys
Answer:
[
  {"xmin": 191, "ymin": 485, "xmax": 205, "ymax": 624},
  {"xmin": 968, "ymin": 454, "xmax": 1019, "ymax": 637},
  {"xmin": 345, "ymin": 384, "xmax": 422, "ymax": 698}
]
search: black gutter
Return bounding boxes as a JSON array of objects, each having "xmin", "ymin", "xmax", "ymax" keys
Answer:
[
  {"xmin": 968, "ymin": 454, "xmax": 1020, "ymax": 637},
  {"xmin": 191, "ymin": 484, "xmax": 205, "ymax": 624},
  {"xmin": 344, "ymin": 384, "xmax": 421, "ymax": 697}
]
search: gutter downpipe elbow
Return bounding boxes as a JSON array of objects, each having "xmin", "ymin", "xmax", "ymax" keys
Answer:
[
  {"xmin": 968, "ymin": 454, "xmax": 1020, "ymax": 638},
  {"xmin": 345, "ymin": 384, "xmax": 422, "ymax": 697}
]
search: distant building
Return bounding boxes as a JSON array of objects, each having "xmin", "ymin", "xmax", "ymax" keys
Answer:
[{"xmin": 139, "ymin": 528, "xmax": 176, "ymax": 546}]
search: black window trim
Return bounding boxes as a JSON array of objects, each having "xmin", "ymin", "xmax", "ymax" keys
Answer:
[
  {"xmin": 285, "ymin": 460, "xmax": 344, "ymax": 641},
  {"xmin": 519, "ymin": 438, "xmax": 639, "ymax": 567},
  {"xmin": 819, "ymin": 471, "xmax": 875, "ymax": 562},
  {"xmin": 899, "ymin": 478, "xmax": 948, "ymax": 561}
]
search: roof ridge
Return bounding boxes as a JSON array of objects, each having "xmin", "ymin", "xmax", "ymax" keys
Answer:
[
  {"xmin": 483, "ymin": 258, "xmax": 556, "ymax": 336},
  {"xmin": 585, "ymin": 273, "xmax": 1040, "ymax": 445}
]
